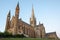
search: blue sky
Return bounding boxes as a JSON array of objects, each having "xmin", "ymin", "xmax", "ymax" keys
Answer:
[{"xmin": 0, "ymin": 0, "xmax": 60, "ymax": 38}]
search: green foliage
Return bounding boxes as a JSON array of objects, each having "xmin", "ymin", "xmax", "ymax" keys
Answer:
[
  {"xmin": 0, "ymin": 32, "xmax": 12, "ymax": 38},
  {"xmin": 0, "ymin": 32, "xmax": 26, "ymax": 38},
  {"xmin": 0, "ymin": 32, "xmax": 59, "ymax": 40}
]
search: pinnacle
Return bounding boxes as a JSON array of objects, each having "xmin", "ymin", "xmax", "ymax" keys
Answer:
[{"xmin": 16, "ymin": 2, "xmax": 19, "ymax": 9}]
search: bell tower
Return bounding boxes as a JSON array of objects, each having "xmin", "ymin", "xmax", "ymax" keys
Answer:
[{"xmin": 30, "ymin": 5, "xmax": 36, "ymax": 27}]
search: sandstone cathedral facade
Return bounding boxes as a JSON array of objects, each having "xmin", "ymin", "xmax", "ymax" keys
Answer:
[{"xmin": 5, "ymin": 3, "xmax": 58, "ymax": 39}]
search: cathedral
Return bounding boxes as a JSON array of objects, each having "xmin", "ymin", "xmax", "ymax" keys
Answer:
[{"xmin": 5, "ymin": 2, "xmax": 58, "ymax": 39}]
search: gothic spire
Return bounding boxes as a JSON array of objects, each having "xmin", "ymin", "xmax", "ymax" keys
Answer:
[
  {"xmin": 30, "ymin": 5, "xmax": 36, "ymax": 27},
  {"xmin": 32, "ymin": 4, "xmax": 35, "ymax": 18},
  {"xmin": 15, "ymin": 2, "xmax": 20, "ymax": 13},
  {"xmin": 16, "ymin": 2, "xmax": 19, "ymax": 9},
  {"xmin": 15, "ymin": 2, "xmax": 20, "ymax": 18}
]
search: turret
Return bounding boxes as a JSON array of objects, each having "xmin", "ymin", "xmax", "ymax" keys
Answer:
[
  {"xmin": 39, "ymin": 24, "xmax": 45, "ymax": 38},
  {"xmin": 5, "ymin": 10, "xmax": 11, "ymax": 32},
  {"xmin": 15, "ymin": 2, "xmax": 20, "ymax": 19}
]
